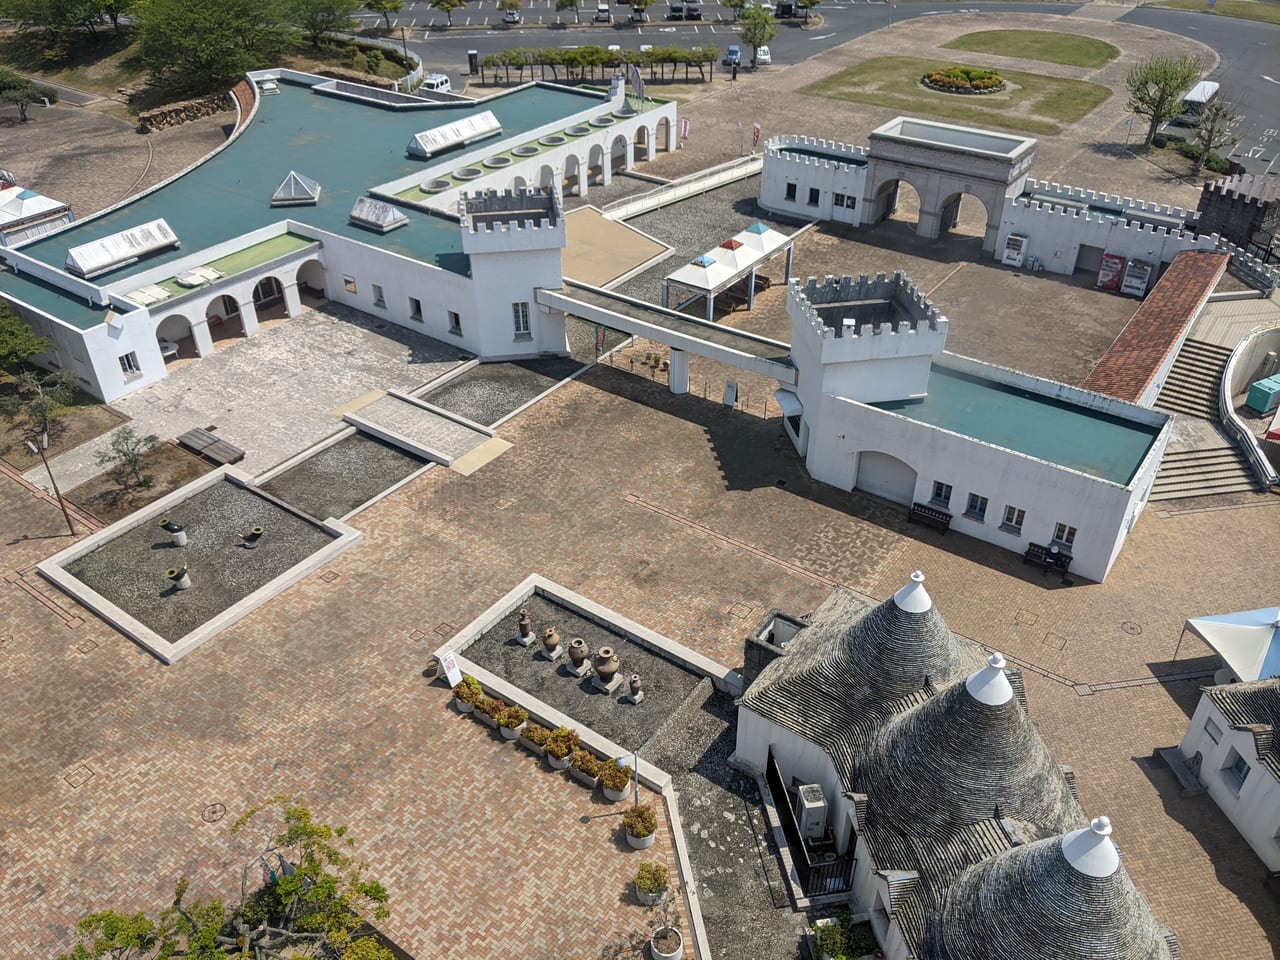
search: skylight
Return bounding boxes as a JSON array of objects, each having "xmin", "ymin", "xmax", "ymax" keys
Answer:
[
  {"xmin": 349, "ymin": 197, "xmax": 409, "ymax": 234},
  {"xmin": 64, "ymin": 219, "xmax": 179, "ymax": 278},
  {"xmin": 407, "ymin": 111, "xmax": 502, "ymax": 159},
  {"xmin": 271, "ymin": 171, "xmax": 321, "ymax": 207}
]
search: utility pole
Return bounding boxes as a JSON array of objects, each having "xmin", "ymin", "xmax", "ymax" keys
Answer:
[{"xmin": 26, "ymin": 437, "xmax": 75, "ymax": 536}]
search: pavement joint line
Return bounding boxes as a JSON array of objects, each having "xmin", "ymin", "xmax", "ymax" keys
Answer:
[
  {"xmin": 623, "ymin": 493, "xmax": 843, "ymax": 589},
  {"xmin": 925, "ymin": 261, "xmax": 966, "ymax": 298}
]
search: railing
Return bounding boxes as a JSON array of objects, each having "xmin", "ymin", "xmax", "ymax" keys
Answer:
[
  {"xmin": 765, "ymin": 750, "xmax": 851, "ymax": 899},
  {"xmin": 326, "ymin": 32, "xmax": 424, "ymax": 92},
  {"xmin": 1219, "ymin": 330, "xmax": 1280, "ymax": 490},
  {"xmin": 603, "ymin": 153, "xmax": 763, "ymax": 220}
]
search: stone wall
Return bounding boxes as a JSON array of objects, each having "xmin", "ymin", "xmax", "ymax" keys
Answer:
[{"xmin": 139, "ymin": 92, "xmax": 234, "ymax": 132}]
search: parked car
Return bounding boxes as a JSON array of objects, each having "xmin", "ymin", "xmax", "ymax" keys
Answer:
[
  {"xmin": 503, "ymin": 8, "xmax": 521, "ymax": 23},
  {"xmin": 756, "ymin": 46, "xmax": 771, "ymax": 66},
  {"xmin": 723, "ymin": 44, "xmax": 742, "ymax": 67},
  {"xmin": 666, "ymin": 3, "xmax": 684, "ymax": 18},
  {"xmin": 686, "ymin": 2, "xmax": 702, "ymax": 17}
]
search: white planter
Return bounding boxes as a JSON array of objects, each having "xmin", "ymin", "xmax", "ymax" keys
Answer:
[
  {"xmin": 454, "ymin": 699, "xmax": 475, "ymax": 714},
  {"xmin": 547, "ymin": 751, "xmax": 571, "ymax": 770},
  {"xmin": 626, "ymin": 830, "xmax": 656, "ymax": 850},
  {"xmin": 500, "ymin": 721, "xmax": 525, "ymax": 741},
  {"xmin": 635, "ymin": 885, "xmax": 667, "ymax": 907},
  {"xmin": 603, "ymin": 784, "xmax": 630, "ymax": 803},
  {"xmin": 478, "ymin": 712, "xmax": 499, "ymax": 729},
  {"xmin": 650, "ymin": 926, "xmax": 683, "ymax": 960}
]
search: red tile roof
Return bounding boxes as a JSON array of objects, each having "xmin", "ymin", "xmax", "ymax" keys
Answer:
[{"xmin": 1081, "ymin": 251, "xmax": 1228, "ymax": 403}]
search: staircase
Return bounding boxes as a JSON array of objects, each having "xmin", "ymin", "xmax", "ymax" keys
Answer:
[
  {"xmin": 1150, "ymin": 339, "xmax": 1260, "ymax": 502},
  {"xmin": 1153, "ymin": 339, "xmax": 1231, "ymax": 419}
]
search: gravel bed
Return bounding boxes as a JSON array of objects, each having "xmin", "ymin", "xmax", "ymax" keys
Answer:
[
  {"xmin": 259, "ymin": 432, "xmax": 427, "ymax": 521},
  {"xmin": 65, "ymin": 479, "xmax": 336, "ymax": 643},
  {"xmin": 643, "ymin": 684, "xmax": 812, "ymax": 960},
  {"xmin": 616, "ymin": 177, "xmax": 806, "ymax": 306},
  {"xmin": 565, "ymin": 172, "xmax": 665, "ymax": 212},
  {"xmin": 463, "ymin": 595, "xmax": 704, "ymax": 751}
]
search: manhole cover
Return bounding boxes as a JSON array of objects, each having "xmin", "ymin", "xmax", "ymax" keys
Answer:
[
  {"xmin": 1121, "ymin": 621, "xmax": 1142, "ymax": 636},
  {"xmin": 202, "ymin": 803, "xmax": 227, "ymax": 823}
]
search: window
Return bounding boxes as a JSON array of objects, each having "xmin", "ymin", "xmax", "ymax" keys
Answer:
[
  {"xmin": 1221, "ymin": 748, "xmax": 1250, "ymax": 793},
  {"xmin": 1204, "ymin": 717, "xmax": 1222, "ymax": 744},
  {"xmin": 1052, "ymin": 523, "xmax": 1077, "ymax": 548},
  {"xmin": 786, "ymin": 414, "xmax": 801, "ymax": 437},
  {"xmin": 1002, "ymin": 505, "xmax": 1025, "ymax": 533},
  {"xmin": 118, "ymin": 352, "xmax": 141, "ymax": 378},
  {"xmin": 931, "ymin": 481, "xmax": 952, "ymax": 507},
  {"xmin": 512, "ymin": 301, "xmax": 531, "ymax": 338},
  {"xmin": 409, "ymin": 297, "xmax": 423, "ymax": 322},
  {"xmin": 965, "ymin": 494, "xmax": 988, "ymax": 521},
  {"xmin": 784, "ymin": 182, "xmax": 797, "ymax": 202},
  {"xmin": 448, "ymin": 310, "xmax": 462, "ymax": 336},
  {"xmin": 832, "ymin": 193, "xmax": 857, "ymax": 210},
  {"xmin": 807, "ymin": 187, "xmax": 820, "ymax": 206},
  {"xmin": 343, "ymin": 276, "xmax": 357, "ymax": 295},
  {"xmin": 372, "ymin": 284, "xmax": 386, "ymax": 308},
  {"xmin": 833, "ymin": 192, "xmax": 846, "ymax": 207}
]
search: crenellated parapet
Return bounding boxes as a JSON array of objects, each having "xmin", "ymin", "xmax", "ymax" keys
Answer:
[
  {"xmin": 459, "ymin": 187, "xmax": 567, "ymax": 254},
  {"xmin": 1018, "ymin": 179, "xmax": 1197, "ymax": 227},
  {"xmin": 764, "ymin": 135, "xmax": 870, "ymax": 172}
]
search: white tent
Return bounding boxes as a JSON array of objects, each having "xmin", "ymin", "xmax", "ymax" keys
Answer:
[
  {"xmin": 1185, "ymin": 606, "xmax": 1280, "ymax": 682},
  {"xmin": 662, "ymin": 222, "xmax": 795, "ymax": 322}
]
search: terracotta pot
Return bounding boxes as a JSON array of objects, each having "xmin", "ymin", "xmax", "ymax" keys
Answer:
[
  {"xmin": 542, "ymin": 626, "xmax": 561, "ymax": 653},
  {"xmin": 518, "ymin": 608, "xmax": 532, "ymax": 639},
  {"xmin": 569, "ymin": 636, "xmax": 589, "ymax": 666},
  {"xmin": 595, "ymin": 646, "xmax": 620, "ymax": 683}
]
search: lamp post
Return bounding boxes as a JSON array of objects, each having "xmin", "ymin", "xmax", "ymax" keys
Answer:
[
  {"xmin": 25, "ymin": 437, "xmax": 75, "ymax": 535},
  {"xmin": 1124, "ymin": 117, "xmax": 1134, "ymax": 149}
]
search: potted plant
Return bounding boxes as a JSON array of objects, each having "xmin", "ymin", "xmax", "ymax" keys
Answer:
[
  {"xmin": 633, "ymin": 860, "xmax": 669, "ymax": 907},
  {"xmin": 518, "ymin": 721, "xmax": 552, "ymax": 757},
  {"xmin": 599, "ymin": 759, "xmax": 634, "ymax": 803},
  {"xmin": 497, "ymin": 704, "xmax": 528, "ymax": 740},
  {"xmin": 568, "ymin": 748, "xmax": 602, "ymax": 788},
  {"xmin": 812, "ymin": 912, "xmax": 878, "ymax": 960},
  {"xmin": 452, "ymin": 675, "xmax": 483, "ymax": 714},
  {"xmin": 623, "ymin": 803, "xmax": 658, "ymax": 849},
  {"xmin": 476, "ymin": 696, "xmax": 507, "ymax": 729},
  {"xmin": 649, "ymin": 896, "xmax": 683, "ymax": 960},
  {"xmin": 546, "ymin": 727, "xmax": 579, "ymax": 770}
]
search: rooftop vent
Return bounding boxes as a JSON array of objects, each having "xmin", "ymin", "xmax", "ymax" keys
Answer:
[{"xmin": 349, "ymin": 197, "xmax": 409, "ymax": 234}]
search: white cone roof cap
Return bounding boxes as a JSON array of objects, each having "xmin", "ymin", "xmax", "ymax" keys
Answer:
[
  {"xmin": 965, "ymin": 652, "xmax": 1014, "ymax": 706},
  {"xmin": 1061, "ymin": 816, "xmax": 1121, "ymax": 878},
  {"xmin": 893, "ymin": 571, "xmax": 932, "ymax": 613}
]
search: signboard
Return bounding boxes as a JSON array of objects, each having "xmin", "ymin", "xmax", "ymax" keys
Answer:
[
  {"xmin": 438, "ymin": 651, "xmax": 463, "ymax": 688},
  {"xmin": 752, "ymin": 122, "xmax": 761, "ymax": 149},
  {"xmin": 680, "ymin": 117, "xmax": 691, "ymax": 142},
  {"xmin": 1096, "ymin": 253, "xmax": 1126, "ymax": 291},
  {"xmin": 723, "ymin": 381, "xmax": 739, "ymax": 408}
]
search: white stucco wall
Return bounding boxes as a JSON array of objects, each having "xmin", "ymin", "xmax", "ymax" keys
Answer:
[
  {"xmin": 1180, "ymin": 695, "xmax": 1280, "ymax": 871},
  {"xmin": 759, "ymin": 136, "xmax": 869, "ymax": 223}
]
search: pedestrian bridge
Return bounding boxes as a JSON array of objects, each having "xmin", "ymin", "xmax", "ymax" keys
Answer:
[{"xmin": 536, "ymin": 281, "xmax": 796, "ymax": 391}]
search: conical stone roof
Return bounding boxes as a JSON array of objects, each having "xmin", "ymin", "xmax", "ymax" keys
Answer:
[{"xmin": 919, "ymin": 818, "xmax": 1180, "ymax": 960}]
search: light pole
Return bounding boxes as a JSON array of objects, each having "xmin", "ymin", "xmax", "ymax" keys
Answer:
[
  {"xmin": 1125, "ymin": 117, "xmax": 1134, "ymax": 149},
  {"xmin": 25, "ymin": 437, "xmax": 75, "ymax": 535}
]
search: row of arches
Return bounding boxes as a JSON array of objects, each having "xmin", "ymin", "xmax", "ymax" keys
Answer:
[
  {"xmin": 869, "ymin": 177, "xmax": 992, "ymax": 242},
  {"xmin": 505, "ymin": 119, "xmax": 671, "ymax": 198}
]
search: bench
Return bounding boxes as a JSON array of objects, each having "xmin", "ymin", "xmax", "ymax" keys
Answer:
[
  {"xmin": 907, "ymin": 502, "xmax": 951, "ymax": 535},
  {"xmin": 1024, "ymin": 542, "xmax": 1072, "ymax": 579},
  {"xmin": 1154, "ymin": 747, "xmax": 1207, "ymax": 798},
  {"xmin": 177, "ymin": 427, "xmax": 245, "ymax": 466}
]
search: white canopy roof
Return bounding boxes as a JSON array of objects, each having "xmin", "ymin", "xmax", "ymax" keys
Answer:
[
  {"xmin": 664, "ymin": 222, "xmax": 792, "ymax": 294},
  {"xmin": 1186, "ymin": 606, "xmax": 1280, "ymax": 682},
  {"xmin": 65, "ymin": 218, "xmax": 179, "ymax": 278},
  {"xmin": 0, "ymin": 187, "xmax": 66, "ymax": 226},
  {"xmin": 407, "ymin": 110, "xmax": 502, "ymax": 159}
]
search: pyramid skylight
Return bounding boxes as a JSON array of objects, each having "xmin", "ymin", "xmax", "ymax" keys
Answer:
[
  {"xmin": 271, "ymin": 171, "xmax": 321, "ymax": 207},
  {"xmin": 349, "ymin": 197, "xmax": 409, "ymax": 234}
]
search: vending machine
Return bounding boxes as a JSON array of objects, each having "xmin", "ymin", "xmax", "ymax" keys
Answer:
[
  {"xmin": 1096, "ymin": 253, "xmax": 1126, "ymax": 291},
  {"xmin": 1120, "ymin": 259, "xmax": 1154, "ymax": 298},
  {"xmin": 1001, "ymin": 234, "xmax": 1028, "ymax": 268}
]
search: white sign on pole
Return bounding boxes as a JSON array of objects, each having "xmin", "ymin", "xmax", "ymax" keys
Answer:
[{"xmin": 439, "ymin": 651, "xmax": 463, "ymax": 688}]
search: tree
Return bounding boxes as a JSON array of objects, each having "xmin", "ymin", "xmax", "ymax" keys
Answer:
[
  {"xmin": 0, "ymin": 0, "xmax": 105, "ymax": 44},
  {"xmin": 722, "ymin": 0, "xmax": 746, "ymax": 19},
  {"xmin": 97, "ymin": 0, "xmax": 137, "ymax": 34},
  {"xmin": 1190, "ymin": 94, "xmax": 1240, "ymax": 175},
  {"xmin": 95, "ymin": 425, "xmax": 160, "ymax": 490},
  {"xmin": 289, "ymin": 0, "xmax": 360, "ymax": 48},
  {"xmin": 430, "ymin": 0, "xmax": 467, "ymax": 26},
  {"xmin": 555, "ymin": 0, "xmax": 578, "ymax": 23},
  {"xmin": 363, "ymin": 0, "xmax": 400, "ymax": 30},
  {"xmin": 630, "ymin": 0, "xmax": 652, "ymax": 21},
  {"xmin": 738, "ymin": 5, "xmax": 776, "ymax": 69},
  {"xmin": 0, "ymin": 305, "xmax": 49, "ymax": 372},
  {"xmin": 1, "ymin": 367, "xmax": 78, "ymax": 445},
  {"xmin": 1125, "ymin": 54, "xmax": 1201, "ymax": 149},
  {"xmin": 0, "ymin": 67, "xmax": 58, "ymax": 122},
  {"xmin": 138, "ymin": 0, "xmax": 289, "ymax": 93},
  {"xmin": 497, "ymin": 0, "xmax": 520, "ymax": 19}
]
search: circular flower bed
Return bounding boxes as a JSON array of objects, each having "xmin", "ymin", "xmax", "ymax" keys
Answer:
[
  {"xmin": 921, "ymin": 66, "xmax": 1006, "ymax": 95},
  {"xmin": 424, "ymin": 179, "xmax": 451, "ymax": 194},
  {"xmin": 512, "ymin": 145, "xmax": 539, "ymax": 157},
  {"xmin": 590, "ymin": 116, "xmax": 615, "ymax": 127}
]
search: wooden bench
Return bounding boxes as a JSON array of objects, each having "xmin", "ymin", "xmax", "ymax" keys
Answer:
[
  {"xmin": 907, "ymin": 502, "xmax": 951, "ymax": 534},
  {"xmin": 1024, "ymin": 542, "xmax": 1072, "ymax": 578},
  {"xmin": 177, "ymin": 427, "xmax": 245, "ymax": 466}
]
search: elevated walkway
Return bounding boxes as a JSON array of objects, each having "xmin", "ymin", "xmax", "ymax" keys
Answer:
[{"xmin": 537, "ymin": 281, "xmax": 797, "ymax": 388}]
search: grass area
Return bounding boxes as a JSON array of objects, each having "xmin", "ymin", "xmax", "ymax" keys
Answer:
[
  {"xmin": 942, "ymin": 30, "xmax": 1119, "ymax": 68},
  {"xmin": 155, "ymin": 234, "xmax": 317, "ymax": 297},
  {"xmin": 1155, "ymin": 0, "xmax": 1280, "ymax": 24},
  {"xmin": 66, "ymin": 441, "xmax": 214, "ymax": 523},
  {"xmin": 801, "ymin": 56, "xmax": 1112, "ymax": 136},
  {"xmin": 0, "ymin": 372, "xmax": 127, "ymax": 471}
]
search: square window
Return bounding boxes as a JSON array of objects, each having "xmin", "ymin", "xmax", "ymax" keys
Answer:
[
  {"xmin": 118, "ymin": 352, "xmax": 141, "ymax": 377},
  {"xmin": 512, "ymin": 301, "xmax": 531, "ymax": 337},
  {"xmin": 844, "ymin": 195, "xmax": 857, "ymax": 210},
  {"xmin": 1053, "ymin": 523, "xmax": 1077, "ymax": 548},
  {"xmin": 807, "ymin": 187, "xmax": 820, "ymax": 206},
  {"xmin": 931, "ymin": 481, "xmax": 952, "ymax": 507},
  {"xmin": 1221, "ymin": 748, "xmax": 1250, "ymax": 793},
  {"xmin": 372, "ymin": 284, "xmax": 386, "ymax": 308},
  {"xmin": 448, "ymin": 310, "xmax": 462, "ymax": 335},
  {"xmin": 965, "ymin": 494, "xmax": 988, "ymax": 521},
  {"xmin": 1204, "ymin": 717, "xmax": 1222, "ymax": 744},
  {"xmin": 784, "ymin": 182, "xmax": 797, "ymax": 202},
  {"xmin": 833, "ymin": 192, "xmax": 846, "ymax": 207},
  {"xmin": 343, "ymin": 276, "xmax": 357, "ymax": 295},
  {"xmin": 408, "ymin": 297, "xmax": 423, "ymax": 322},
  {"xmin": 1002, "ymin": 505, "xmax": 1025, "ymax": 532}
]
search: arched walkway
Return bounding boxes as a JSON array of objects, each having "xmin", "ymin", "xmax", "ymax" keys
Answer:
[
  {"xmin": 854, "ymin": 450, "xmax": 917, "ymax": 505},
  {"xmin": 296, "ymin": 259, "xmax": 326, "ymax": 303},
  {"xmin": 252, "ymin": 275, "xmax": 287, "ymax": 321},
  {"xmin": 634, "ymin": 125, "xmax": 650, "ymax": 163},
  {"xmin": 206, "ymin": 294, "xmax": 244, "ymax": 343},
  {"xmin": 155, "ymin": 314, "xmax": 197, "ymax": 362},
  {"xmin": 563, "ymin": 154, "xmax": 581, "ymax": 196},
  {"xmin": 870, "ymin": 178, "xmax": 924, "ymax": 233},
  {"xmin": 656, "ymin": 117, "xmax": 671, "ymax": 152},
  {"xmin": 610, "ymin": 133, "xmax": 629, "ymax": 175},
  {"xmin": 938, "ymin": 190, "xmax": 995, "ymax": 245},
  {"xmin": 587, "ymin": 144, "xmax": 606, "ymax": 186},
  {"xmin": 538, "ymin": 164, "xmax": 556, "ymax": 190}
]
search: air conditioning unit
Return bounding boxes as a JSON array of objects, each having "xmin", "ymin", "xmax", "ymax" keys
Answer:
[{"xmin": 794, "ymin": 783, "xmax": 827, "ymax": 841}]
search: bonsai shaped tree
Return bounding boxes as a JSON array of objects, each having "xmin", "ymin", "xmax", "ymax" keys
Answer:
[{"xmin": 622, "ymin": 803, "xmax": 657, "ymax": 840}]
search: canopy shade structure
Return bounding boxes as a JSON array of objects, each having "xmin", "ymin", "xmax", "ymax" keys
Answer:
[
  {"xmin": 65, "ymin": 218, "xmax": 179, "ymax": 278},
  {"xmin": 349, "ymin": 197, "xmax": 409, "ymax": 234},
  {"xmin": 407, "ymin": 111, "xmax": 502, "ymax": 159},
  {"xmin": 271, "ymin": 171, "xmax": 321, "ymax": 207},
  {"xmin": 1186, "ymin": 606, "xmax": 1280, "ymax": 682},
  {"xmin": 662, "ymin": 222, "xmax": 795, "ymax": 323}
]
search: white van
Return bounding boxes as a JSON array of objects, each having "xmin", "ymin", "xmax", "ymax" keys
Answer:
[
  {"xmin": 595, "ymin": 3, "xmax": 611, "ymax": 21},
  {"xmin": 420, "ymin": 73, "xmax": 451, "ymax": 94},
  {"xmin": 1178, "ymin": 80, "xmax": 1219, "ymax": 121}
]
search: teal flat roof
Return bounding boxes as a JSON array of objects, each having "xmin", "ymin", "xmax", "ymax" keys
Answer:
[
  {"xmin": 12, "ymin": 80, "xmax": 606, "ymax": 305},
  {"xmin": 0, "ymin": 267, "xmax": 119, "ymax": 330},
  {"xmin": 778, "ymin": 145, "xmax": 867, "ymax": 166},
  {"xmin": 871, "ymin": 365, "xmax": 1160, "ymax": 485}
]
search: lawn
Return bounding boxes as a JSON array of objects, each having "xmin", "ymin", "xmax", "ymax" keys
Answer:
[
  {"xmin": 1156, "ymin": 0, "xmax": 1280, "ymax": 24},
  {"xmin": 942, "ymin": 30, "xmax": 1119, "ymax": 69},
  {"xmin": 66, "ymin": 441, "xmax": 214, "ymax": 523},
  {"xmin": 800, "ymin": 57, "xmax": 1112, "ymax": 136}
]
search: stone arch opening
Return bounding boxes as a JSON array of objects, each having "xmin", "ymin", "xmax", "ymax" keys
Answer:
[
  {"xmin": 587, "ymin": 144, "xmax": 606, "ymax": 186},
  {"xmin": 205, "ymin": 294, "xmax": 244, "ymax": 343},
  {"xmin": 937, "ymin": 190, "xmax": 992, "ymax": 240},
  {"xmin": 538, "ymin": 164, "xmax": 556, "ymax": 190},
  {"xmin": 870, "ymin": 177, "xmax": 924, "ymax": 235},
  {"xmin": 563, "ymin": 154, "xmax": 581, "ymax": 196},
  {"xmin": 634, "ymin": 125, "xmax": 650, "ymax": 163},
  {"xmin": 610, "ymin": 133, "xmax": 629, "ymax": 174},
  {"xmin": 252, "ymin": 275, "xmax": 287, "ymax": 321},
  {"xmin": 854, "ymin": 450, "xmax": 918, "ymax": 506},
  {"xmin": 155, "ymin": 314, "xmax": 195, "ymax": 363},
  {"xmin": 656, "ymin": 117, "xmax": 671, "ymax": 152},
  {"xmin": 296, "ymin": 258, "xmax": 326, "ymax": 304}
]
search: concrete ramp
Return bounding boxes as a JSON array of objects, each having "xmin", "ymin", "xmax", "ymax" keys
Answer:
[{"xmin": 538, "ymin": 281, "xmax": 796, "ymax": 387}]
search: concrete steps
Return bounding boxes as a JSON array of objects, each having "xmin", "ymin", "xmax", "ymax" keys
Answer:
[
  {"xmin": 1150, "ymin": 446, "xmax": 1260, "ymax": 501},
  {"xmin": 1153, "ymin": 339, "xmax": 1233, "ymax": 420}
]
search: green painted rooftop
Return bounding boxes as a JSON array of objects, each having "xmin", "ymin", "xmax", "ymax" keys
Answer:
[
  {"xmin": 6, "ymin": 78, "xmax": 608, "ymax": 329},
  {"xmin": 871, "ymin": 364, "xmax": 1161, "ymax": 485}
]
